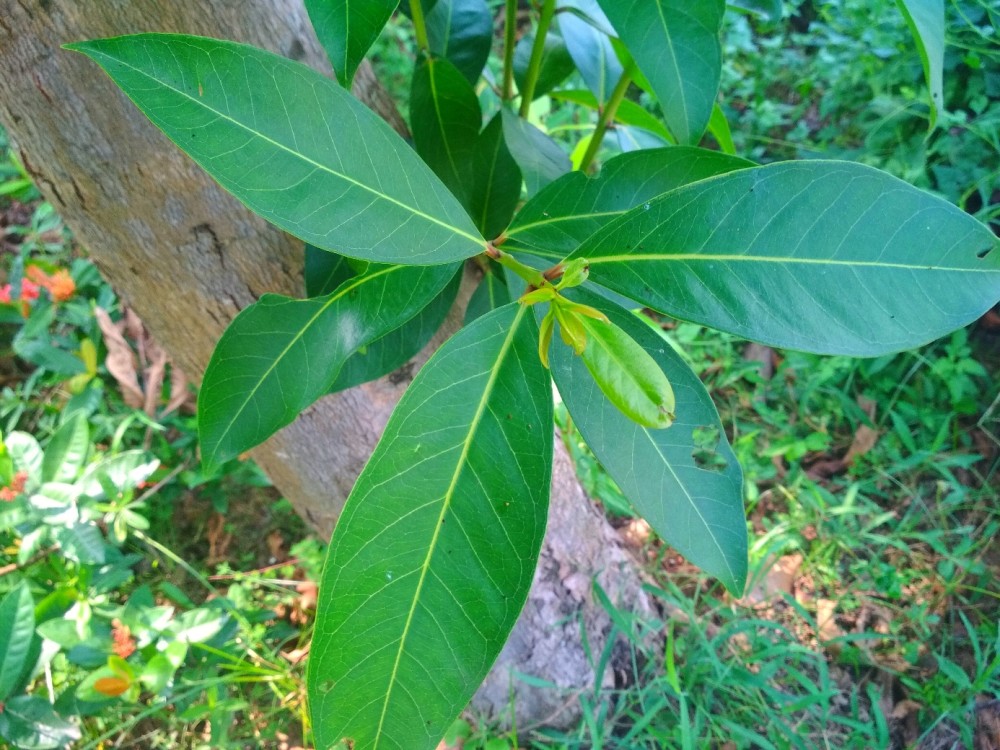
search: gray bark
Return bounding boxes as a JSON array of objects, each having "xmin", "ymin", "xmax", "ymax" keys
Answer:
[{"xmin": 0, "ymin": 0, "xmax": 654, "ymax": 729}]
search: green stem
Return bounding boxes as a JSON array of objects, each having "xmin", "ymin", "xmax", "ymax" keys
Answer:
[
  {"xmin": 578, "ymin": 63, "xmax": 635, "ymax": 173},
  {"xmin": 410, "ymin": 0, "xmax": 431, "ymax": 52},
  {"xmin": 518, "ymin": 0, "xmax": 557, "ymax": 117},
  {"xmin": 486, "ymin": 245, "xmax": 548, "ymax": 289},
  {"xmin": 502, "ymin": 0, "xmax": 518, "ymax": 100}
]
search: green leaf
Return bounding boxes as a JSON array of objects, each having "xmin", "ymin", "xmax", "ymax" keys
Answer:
[
  {"xmin": 78, "ymin": 451, "xmax": 159, "ymax": 498},
  {"xmin": 199, "ymin": 263, "xmax": 458, "ymax": 471},
  {"xmin": 469, "ymin": 114, "xmax": 523, "ymax": 240},
  {"xmin": 558, "ymin": 0, "xmax": 624, "ymax": 103},
  {"xmin": 0, "ymin": 584, "xmax": 35, "ymax": 702},
  {"xmin": 707, "ymin": 103, "xmax": 736, "ymax": 154},
  {"xmin": 572, "ymin": 161, "xmax": 1000, "ymax": 356},
  {"xmin": 597, "ymin": 0, "xmax": 726, "ymax": 144},
  {"xmin": 465, "ymin": 267, "xmax": 511, "ymax": 324},
  {"xmin": 305, "ymin": 245, "xmax": 356, "ymax": 297},
  {"xmin": 68, "ymin": 34, "xmax": 485, "ymax": 264},
  {"xmin": 576, "ymin": 315, "xmax": 676, "ymax": 429},
  {"xmin": 549, "ymin": 288, "xmax": 747, "ymax": 592},
  {"xmin": 501, "ymin": 109, "xmax": 571, "ymax": 197},
  {"xmin": 411, "ymin": 56, "xmax": 483, "ymax": 203},
  {"xmin": 305, "ymin": 0, "xmax": 399, "ymax": 85},
  {"xmin": 5, "ymin": 433, "xmax": 43, "ymax": 493},
  {"xmin": 0, "ymin": 695, "xmax": 81, "ymax": 750},
  {"xmin": 728, "ymin": 0, "xmax": 782, "ymax": 20},
  {"xmin": 52, "ymin": 523, "xmax": 107, "ymax": 566},
  {"xmin": 513, "ymin": 31, "xmax": 576, "ymax": 101},
  {"xmin": 552, "ymin": 89, "xmax": 673, "ymax": 142},
  {"xmin": 505, "ymin": 146, "xmax": 753, "ymax": 259},
  {"xmin": 895, "ymin": 0, "xmax": 944, "ymax": 129},
  {"xmin": 309, "ymin": 304, "xmax": 552, "ymax": 750},
  {"xmin": 330, "ymin": 270, "xmax": 461, "ymax": 392},
  {"xmin": 426, "ymin": 0, "xmax": 493, "ymax": 84},
  {"xmin": 41, "ymin": 412, "xmax": 88, "ymax": 484}
]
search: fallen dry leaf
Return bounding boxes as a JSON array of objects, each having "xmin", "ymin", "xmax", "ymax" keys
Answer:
[{"xmin": 94, "ymin": 307, "xmax": 144, "ymax": 408}]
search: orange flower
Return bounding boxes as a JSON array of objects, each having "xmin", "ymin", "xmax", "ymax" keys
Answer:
[
  {"xmin": 0, "ymin": 284, "xmax": 11, "ymax": 304},
  {"xmin": 25, "ymin": 266, "xmax": 74, "ymax": 302},
  {"xmin": 0, "ymin": 471, "xmax": 28, "ymax": 502},
  {"xmin": 111, "ymin": 619, "xmax": 136, "ymax": 659},
  {"xmin": 46, "ymin": 270, "xmax": 76, "ymax": 302}
]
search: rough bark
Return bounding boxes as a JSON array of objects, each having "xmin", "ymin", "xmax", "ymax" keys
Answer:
[{"xmin": 0, "ymin": 0, "xmax": 655, "ymax": 729}]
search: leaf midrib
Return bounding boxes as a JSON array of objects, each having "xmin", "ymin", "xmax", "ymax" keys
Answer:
[
  {"xmin": 85, "ymin": 44, "xmax": 484, "ymax": 247},
  {"xmin": 372, "ymin": 304, "xmax": 528, "ymax": 748},
  {"xmin": 585, "ymin": 252, "xmax": 999, "ymax": 273}
]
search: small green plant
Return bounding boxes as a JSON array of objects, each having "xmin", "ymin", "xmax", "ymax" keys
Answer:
[{"xmin": 63, "ymin": 1, "xmax": 1000, "ymax": 747}]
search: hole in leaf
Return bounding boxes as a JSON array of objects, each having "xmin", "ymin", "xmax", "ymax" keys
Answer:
[
  {"xmin": 691, "ymin": 425, "xmax": 728, "ymax": 473},
  {"xmin": 318, "ymin": 679, "xmax": 335, "ymax": 694},
  {"xmin": 976, "ymin": 246, "xmax": 994, "ymax": 259}
]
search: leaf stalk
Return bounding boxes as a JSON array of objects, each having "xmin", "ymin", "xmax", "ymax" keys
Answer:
[
  {"xmin": 502, "ymin": 0, "xmax": 518, "ymax": 100},
  {"xmin": 485, "ymin": 244, "xmax": 548, "ymax": 289},
  {"xmin": 518, "ymin": 0, "xmax": 557, "ymax": 117},
  {"xmin": 578, "ymin": 62, "xmax": 635, "ymax": 173},
  {"xmin": 409, "ymin": 0, "xmax": 431, "ymax": 52}
]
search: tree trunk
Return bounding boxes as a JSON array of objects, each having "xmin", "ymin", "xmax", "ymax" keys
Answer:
[{"xmin": 0, "ymin": 0, "xmax": 654, "ymax": 729}]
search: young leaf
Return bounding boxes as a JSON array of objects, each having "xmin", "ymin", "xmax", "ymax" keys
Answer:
[
  {"xmin": 597, "ymin": 0, "xmax": 726, "ymax": 144},
  {"xmin": 558, "ymin": 0, "xmax": 624, "ymax": 103},
  {"xmin": 426, "ymin": 0, "xmax": 493, "ymax": 84},
  {"xmin": 199, "ymin": 263, "xmax": 458, "ymax": 471},
  {"xmin": 309, "ymin": 304, "xmax": 552, "ymax": 750},
  {"xmin": 411, "ymin": 57, "xmax": 483, "ymax": 202},
  {"xmin": 501, "ymin": 109, "xmax": 572, "ymax": 197},
  {"xmin": 572, "ymin": 161, "xmax": 1000, "ymax": 356},
  {"xmin": 896, "ymin": 0, "xmax": 944, "ymax": 129},
  {"xmin": 330, "ymin": 270, "xmax": 462, "ymax": 391},
  {"xmin": 68, "ymin": 35, "xmax": 485, "ymax": 264},
  {"xmin": 513, "ymin": 32, "xmax": 576, "ymax": 101},
  {"xmin": 0, "ymin": 583, "xmax": 35, "ymax": 702},
  {"xmin": 505, "ymin": 146, "xmax": 753, "ymax": 259},
  {"xmin": 550, "ymin": 289, "xmax": 746, "ymax": 590},
  {"xmin": 304, "ymin": 0, "xmax": 399, "ymax": 85},
  {"xmin": 41, "ymin": 411, "xmax": 88, "ymax": 484},
  {"xmin": 576, "ymin": 316, "xmax": 675, "ymax": 429}
]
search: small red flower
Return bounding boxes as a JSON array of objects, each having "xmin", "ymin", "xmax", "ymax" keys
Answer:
[
  {"xmin": 0, "ymin": 284, "xmax": 11, "ymax": 304},
  {"xmin": 20, "ymin": 279, "xmax": 40, "ymax": 302},
  {"xmin": 0, "ymin": 471, "xmax": 28, "ymax": 502}
]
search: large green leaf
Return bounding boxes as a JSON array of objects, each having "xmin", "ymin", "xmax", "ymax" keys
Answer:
[
  {"xmin": 309, "ymin": 304, "xmax": 552, "ymax": 750},
  {"xmin": 504, "ymin": 146, "xmax": 752, "ymax": 259},
  {"xmin": 558, "ymin": 0, "xmax": 624, "ymax": 103},
  {"xmin": 596, "ymin": 0, "xmax": 725, "ymax": 144},
  {"xmin": 469, "ymin": 114, "xmax": 523, "ymax": 240},
  {"xmin": 549, "ymin": 288, "xmax": 746, "ymax": 593},
  {"xmin": 305, "ymin": 0, "xmax": 399, "ymax": 85},
  {"xmin": 411, "ymin": 57, "xmax": 483, "ymax": 202},
  {"xmin": 330, "ymin": 270, "xmax": 462, "ymax": 391},
  {"xmin": 0, "ymin": 583, "xmax": 35, "ymax": 702},
  {"xmin": 501, "ymin": 109, "xmax": 572, "ymax": 197},
  {"xmin": 571, "ymin": 161, "xmax": 1000, "ymax": 356},
  {"xmin": 199, "ymin": 263, "xmax": 458, "ymax": 471},
  {"xmin": 426, "ymin": 0, "xmax": 493, "ymax": 84},
  {"xmin": 69, "ymin": 35, "xmax": 485, "ymax": 264},
  {"xmin": 896, "ymin": 0, "xmax": 944, "ymax": 129}
]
